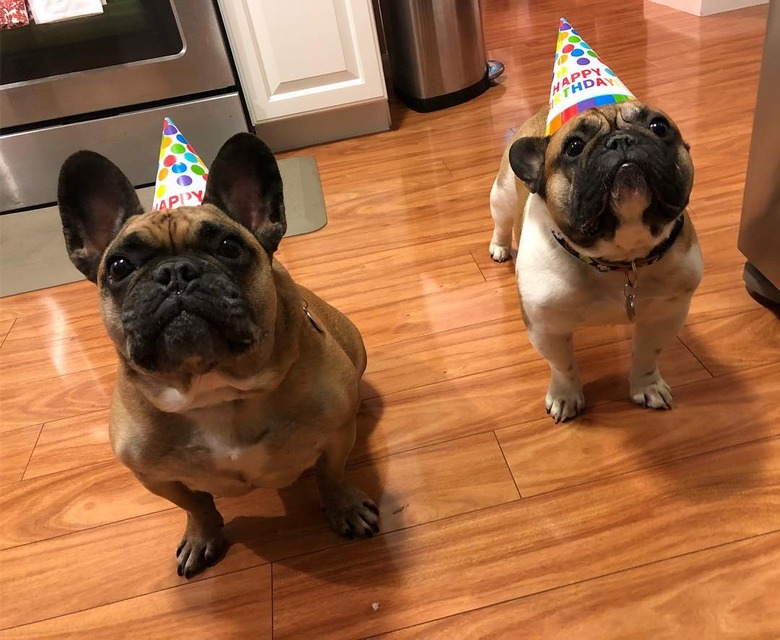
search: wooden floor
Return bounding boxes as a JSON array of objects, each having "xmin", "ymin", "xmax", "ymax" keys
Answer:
[{"xmin": 1, "ymin": 1, "xmax": 779, "ymax": 637}]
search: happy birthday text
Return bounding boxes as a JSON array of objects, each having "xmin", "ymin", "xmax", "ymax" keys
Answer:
[
  {"xmin": 551, "ymin": 68, "xmax": 620, "ymax": 105},
  {"xmin": 152, "ymin": 190, "xmax": 204, "ymax": 211}
]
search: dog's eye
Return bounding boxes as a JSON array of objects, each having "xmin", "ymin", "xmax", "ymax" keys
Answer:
[
  {"xmin": 649, "ymin": 117, "xmax": 670, "ymax": 138},
  {"xmin": 216, "ymin": 236, "xmax": 244, "ymax": 260},
  {"xmin": 564, "ymin": 137, "xmax": 585, "ymax": 158},
  {"xmin": 107, "ymin": 256, "xmax": 136, "ymax": 283}
]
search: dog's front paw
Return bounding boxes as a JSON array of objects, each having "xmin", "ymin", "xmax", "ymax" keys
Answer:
[
  {"xmin": 322, "ymin": 484, "xmax": 379, "ymax": 539},
  {"xmin": 546, "ymin": 382, "xmax": 585, "ymax": 423},
  {"xmin": 176, "ymin": 516, "xmax": 226, "ymax": 579},
  {"xmin": 631, "ymin": 372, "xmax": 674, "ymax": 410},
  {"xmin": 489, "ymin": 243, "xmax": 512, "ymax": 263}
]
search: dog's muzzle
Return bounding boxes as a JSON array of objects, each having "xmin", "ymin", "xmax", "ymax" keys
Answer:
[{"xmin": 121, "ymin": 257, "xmax": 257, "ymax": 372}]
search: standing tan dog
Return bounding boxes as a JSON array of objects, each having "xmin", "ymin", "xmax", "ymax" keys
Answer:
[
  {"xmin": 58, "ymin": 133, "xmax": 379, "ymax": 578},
  {"xmin": 489, "ymin": 102, "xmax": 703, "ymax": 422}
]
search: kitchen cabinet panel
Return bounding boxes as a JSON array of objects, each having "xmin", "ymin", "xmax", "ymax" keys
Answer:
[{"xmin": 218, "ymin": 0, "xmax": 387, "ymax": 123}]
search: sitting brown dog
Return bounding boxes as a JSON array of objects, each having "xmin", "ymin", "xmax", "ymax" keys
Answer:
[{"xmin": 58, "ymin": 133, "xmax": 379, "ymax": 578}]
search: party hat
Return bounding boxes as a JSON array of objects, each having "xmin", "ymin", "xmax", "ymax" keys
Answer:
[
  {"xmin": 546, "ymin": 18, "xmax": 636, "ymax": 136},
  {"xmin": 152, "ymin": 118, "xmax": 209, "ymax": 211}
]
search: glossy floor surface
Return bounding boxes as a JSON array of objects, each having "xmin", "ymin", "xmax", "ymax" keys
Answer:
[{"xmin": 1, "ymin": 1, "xmax": 779, "ymax": 637}]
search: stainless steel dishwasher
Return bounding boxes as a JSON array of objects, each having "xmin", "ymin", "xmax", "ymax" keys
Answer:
[{"xmin": 739, "ymin": 0, "xmax": 780, "ymax": 306}]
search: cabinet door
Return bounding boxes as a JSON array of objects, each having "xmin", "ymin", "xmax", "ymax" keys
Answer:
[{"xmin": 218, "ymin": 0, "xmax": 387, "ymax": 123}]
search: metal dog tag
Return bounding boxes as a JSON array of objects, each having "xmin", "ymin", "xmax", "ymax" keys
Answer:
[
  {"xmin": 623, "ymin": 263, "xmax": 639, "ymax": 323},
  {"xmin": 302, "ymin": 299, "xmax": 325, "ymax": 333},
  {"xmin": 625, "ymin": 295, "xmax": 636, "ymax": 322}
]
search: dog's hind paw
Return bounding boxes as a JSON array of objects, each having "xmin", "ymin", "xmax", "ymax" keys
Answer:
[
  {"xmin": 631, "ymin": 374, "xmax": 674, "ymax": 410},
  {"xmin": 489, "ymin": 243, "xmax": 512, "ymax": 263},
  {"xmin": 322, "ymin": 484, "xmax": 380, "ymax": 539}
]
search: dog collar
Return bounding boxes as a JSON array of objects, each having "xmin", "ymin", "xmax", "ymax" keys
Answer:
[{"xmin": 551, "ymin": 215, "xmax": 685, "ymax": 273}]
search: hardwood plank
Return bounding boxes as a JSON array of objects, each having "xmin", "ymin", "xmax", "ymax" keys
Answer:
[
  {"xmin": 357, "ymin": 337, "xmax": 710, "ymax": 460},
  {"xmin": 375, "ymin": 433, "xmax": 520, "ymax": 520},
  {"xmin": 298, "ymin": 256, "xmax": 486, "ymax": 317},
  {"xmin": 0, "ymin": 319, "xmax": 14, "ymax": 347},
  {"xmin": 0, "ymin": 565, "xmax": 272, "ymax": 640},
  {"xmin": 679, "ymin": 308, "xmax": 780, "ymax": 376},
  {"xmin": 352, "ymin": 279, "xmax": 519, "ymax": 350},
  {"xmin": 0, "ymin": 281, "xmax": 94, "ymax": 322},
  {"xmin": 0, "ymin": 424, "xmax": 41, "ymax": 486},
  {"xmin": 686, "ymin": 264, "xmax": 763, "ymax": 325},
  {"xmin": 365, "ymin": 316, "xmax": 636, "ymax": 398},
  {"xmin": 379, "ymin": 533, "xmax": 780, "ymax": 639},
  {"xmin": 285, "ymin": 238, "xmax": 485, "ymax": 292},
  {"xmin": 0, "ymin": 329, "xmax": 115, "ymax": 388},
  {"xmin": 694, "ymin": 225, "xmax": 745, "ymax": 272},
  {"xmin": 272, "ymin": 437, "xmax": 780, "ymax": 638},
  {"xmin": 278, "ymin": 227, "xmax": 488, "ymax": 277},
  {"xmin": 0, "ymin": 433, "xmax": 517, "ymax": 628},
  {"xmin": 0, "ymin": 509, "xmax": 192, "ymax": 631},
  {"xmin": 24, "ymin": 410, "xmax": 113, "ymax": 480},
  {"xmin": 2, "ymin": 305, "xmax": 103, "ymax": 344},
  {"xmin": 315, "ymin": 158, "xmax": 454, "ymax": 190},
  {"xmin": 272, "ymin": 184, "xmax": 493, "ymax": 265},
  {"xmin": 0, "ymin": 460, "xmax": 169, "ymax": 551},
  {"xmin": 364, "ymin": 316, "xmax": 527, "ymax": 398},
  {"xmin": 469, "ymin": 243, "xmax": 516, "ymax": 282},
  {"xmin": 497, "ymin": 362, "xmax": 780, "ymax": 497},
  {"xmin": 0, "ymin": 364, "xmax": 115, "ymax": 432}
]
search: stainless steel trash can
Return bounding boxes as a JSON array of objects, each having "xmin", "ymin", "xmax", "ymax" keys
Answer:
[{"xmin": 381, "ymin": 0, "xmax": 502, "ymax": 112}]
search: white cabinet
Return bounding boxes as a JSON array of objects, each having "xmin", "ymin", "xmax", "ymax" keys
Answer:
[{"xmin": 217, "ymin": 0, "xmax": 388, "ymax": 124}]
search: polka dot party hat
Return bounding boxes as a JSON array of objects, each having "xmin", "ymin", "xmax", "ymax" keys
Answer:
[
  {"xmin": 546, "ymin": 18, "xmax": 636, "ymax": 136},
  {"xmin": 152, "ymin": 118, "xmax": 209, "ymax": 211}
]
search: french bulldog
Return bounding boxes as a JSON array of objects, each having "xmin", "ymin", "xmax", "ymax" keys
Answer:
[
  {"xmin": 489, "ymin": 102, "xmax": 703, "ymax": 422},
  {"xmin": 58, "ymin": 133, "xmax": 379, "ymax": 578}
]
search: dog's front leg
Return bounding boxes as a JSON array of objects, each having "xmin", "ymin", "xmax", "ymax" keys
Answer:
[
  {"xmin": 630, "ymin": 307, "xmax": 689, "ymax": 410},
  {"xmin": 316, "ymin": 420, "xmax": 379, "ymax": 539},
  {"xmin": 527, "ymin": 324, "xmax": 584, "ymax": 423},
  {"xmin": 136, "ymin": 476, "xmax": 225, "ymax": 578}
]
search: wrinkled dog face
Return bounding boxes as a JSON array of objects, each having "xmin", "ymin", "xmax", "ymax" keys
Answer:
[
  {"xmin": 99, "ymin": 207, "xmax": 273, "ymax": 373},
  {"xmin": 58, "ymin": 133, "xmax": 287, "ymax": 375},
  {"xmin": 510, "ymin": 101, "xmax": 693, "ymax": 259}
]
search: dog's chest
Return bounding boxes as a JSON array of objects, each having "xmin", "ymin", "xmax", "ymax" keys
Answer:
[
  {"xmin": 179, "ymin": 409, "xmax": 322, "ymax": 496},
  {"xmin": 516, "ymin": 195, "xmax": 701, "ymax": 327},
  {"xmin": 521, "ymin": 261, "xmax": 689, "ymax": 327},
  {"xmin": 206, "ymin": 433, "xmax": 317, "ymax": 491}
]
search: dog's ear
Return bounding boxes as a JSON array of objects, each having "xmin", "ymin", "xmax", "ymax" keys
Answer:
[
  {"xmin": 203, "ymin": 133, "xmax": 287, "ymax": 256},
  {"xmin": 58, "ymin": 151, "xmax": 144, "ymax": 283},
  {"xmin": 508, "ymin": 136, "xmax": 548, "ymax": 195}
]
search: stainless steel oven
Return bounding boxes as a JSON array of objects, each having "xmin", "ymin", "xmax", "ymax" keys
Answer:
[{"xmin": 0, "ymin": 0, "xmax": 249, "ymax": 214}]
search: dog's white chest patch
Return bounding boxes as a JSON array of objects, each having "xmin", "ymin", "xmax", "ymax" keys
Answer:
[
  {"xmin": 156, "ymin": 387, "xmax": 191, "ymax": 413},
  {"xmin": 200, "ymin": 430, "xmax": 252, "ymax": 465},
  {"xmin": 211, "ymin": 439, "xmax": 272, "ymax": 479}
]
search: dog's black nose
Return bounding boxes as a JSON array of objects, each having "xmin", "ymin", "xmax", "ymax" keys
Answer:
[
  {"xmin": 605, "ymin": 132, "xmax": 638, "ymax": 151},
  {"xmin": 153, "ymin": 259, "xmax": 202, "ymax": 290}
]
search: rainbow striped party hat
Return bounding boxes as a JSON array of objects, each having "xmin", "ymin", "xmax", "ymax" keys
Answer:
[
  {"xmin": 152, "ymin": 118, "xmax": 209, "ymax": 211},
  {"xmin": 546, "ymin": 18, "xmax": 635, "ymax": 136}
]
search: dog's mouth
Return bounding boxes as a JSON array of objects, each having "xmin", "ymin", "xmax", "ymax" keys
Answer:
[
  {"xmin": 610, "ymin": 162, "xmax": 649, "ymax": 199},
  {"xmin": 123, "ymin": 294, "xmax": 256, "ymax": 373}
]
